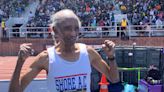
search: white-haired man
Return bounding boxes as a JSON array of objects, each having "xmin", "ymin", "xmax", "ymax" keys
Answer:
[{"xmin": 9, "ymin": 9, "xmax": 120, "ymax": 92}]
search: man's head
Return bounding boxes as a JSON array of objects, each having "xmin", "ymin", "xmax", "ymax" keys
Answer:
[{"xmin": 50, "ymin": 9, "xmax": 81, "ymax": 46}]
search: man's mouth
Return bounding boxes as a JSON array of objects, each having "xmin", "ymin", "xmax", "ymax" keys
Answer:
[{"xmin": 64, "ymin": 37, "xmax": 77, "ymax": 43}]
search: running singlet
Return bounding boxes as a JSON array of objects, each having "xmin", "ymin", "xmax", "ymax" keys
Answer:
[{"xmin": 47, "ymin": 43, "xmax": 91, "ymax": 92}]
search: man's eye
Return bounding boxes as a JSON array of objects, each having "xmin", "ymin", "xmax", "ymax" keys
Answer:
[
  {"xmin": 68, "ymin": 28, "xmax": 73, "ymax": 32},
  {"xmin": 75, "ymin": 27, "xmax": 79, "ymax": 31}
]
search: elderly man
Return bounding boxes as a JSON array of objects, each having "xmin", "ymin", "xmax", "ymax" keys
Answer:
[{"xmin": 9, "ymin": 9, "xmax": 119, "ymax": 92}]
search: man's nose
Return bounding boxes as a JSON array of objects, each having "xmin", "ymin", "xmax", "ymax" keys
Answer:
[{"xmin": 70, "ymin": 29, "xmax": 77, "ymax": 36}]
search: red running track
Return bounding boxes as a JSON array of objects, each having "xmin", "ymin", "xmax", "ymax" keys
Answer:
[{"xmin": 0, "ymin": 56, "xmax": 47, "ymax": 81}]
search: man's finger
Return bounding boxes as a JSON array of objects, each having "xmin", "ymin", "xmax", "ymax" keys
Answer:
[
  {"xmin": 20, "ymin": 45, "xmax": 31, "ymax": 50},
  {"xmin": 102, "ymin": 44, "xmax": 110, "ymax": 51},
  {"xmin": 20, "ymin": 43, "xmax": 32, "ymax": 50},
  {"xmin": 108, "ymin": 42, "xmax": 115, "ymax": 48},
  {"xmin": 105, "ymin": 41, "xmax": 112, "ymax": 48},
  {"xmin": 20, "ymin": 50, "xmax": 28, "ymax": 55},
  {"xmin": 104, "ymin": 40, "xmax": 110, "ymax": 43},
  {"xmin": 20, "ymin": 47, "xmax": 32, "ymax": 56},
  {"xmin": 23, "ymin": 43, "xmax": 32, "ymax": 46},
  {"xmin": 19, "ymin": 48, "xmax": 30, "ymax": 57},
  {"xmin": 20, "ymin": 46, "xmax": 31, "ymax": 51},
  {"xmin": 21, "ymin": 43, "xmax": 32, "ymax": 48}
]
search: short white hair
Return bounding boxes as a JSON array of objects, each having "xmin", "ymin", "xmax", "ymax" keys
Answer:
[{"xmin": 50, "ymin": 9, "xmax": 81, "ymax": 29}]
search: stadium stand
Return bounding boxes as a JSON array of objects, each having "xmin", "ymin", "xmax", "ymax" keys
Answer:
[
  {"xmin": 0, "ymin": 0, "xmax": 30, "ymax": 19},
  {"xmin": 0, "ymin": 0, "xmax": 163, "ymax": 39},
  {"xmin": 26, "ymin": 0, "xmax": 115, "ymax": 27},
  {"xmin": 117, "ymin": 0, "xmax": 164, "ymax": 25},
  {"xmin": 25, "ymin": 0, "xmax": 164, "ymax": 28}
]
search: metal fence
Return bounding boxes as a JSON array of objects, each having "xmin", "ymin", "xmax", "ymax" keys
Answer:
[
  {"xmin": 88, "ymin": 46, "xmax": 164, "ymax": 91},
  {"xmin": 1, "ymin": 25, "xmax": 164, "ymax": 39},
  {"xmin": 96, "ymin": 46, "xmax": 163, "ymax": 83}
]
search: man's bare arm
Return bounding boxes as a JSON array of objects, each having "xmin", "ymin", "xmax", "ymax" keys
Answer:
[
  {"xmin": 87, "ymin": 41, "xmax": 119, "ymax": 83},
  {"xmin": 9, "ymin": 43, "xmax": 32, "ymax": 92},
  {"xmin": 20, "ymin": 51, "xmax": 48, "ymax": 90},
  {"xmin": 9, "ymin": 44, "xmax": 48, "ymax": 92},
  {"xmin": 9, "ymin": 57, "xmax": 25, "ymax": 92}
]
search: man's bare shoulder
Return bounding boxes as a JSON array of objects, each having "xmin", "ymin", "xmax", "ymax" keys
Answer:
[
  {"xmin": 37, "ymin": 50, "xmax": 49, "ymax": 59},
  {"xmin": 86, "ymin": 45, "xmax": 102, "ymax": 62},
  {"xmin": 86, "ymin": 45, "xmax": 99, "ymax": 54}
]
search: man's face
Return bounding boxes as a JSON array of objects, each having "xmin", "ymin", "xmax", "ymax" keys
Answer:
[{"xmin": 56, "ymin": 18, "xmax": 80, "ymax": 46}]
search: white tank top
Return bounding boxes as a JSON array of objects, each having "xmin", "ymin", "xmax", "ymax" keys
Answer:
[{"xmin": 47, "ymin": 43, "xmax": 91, "ymax": 92}]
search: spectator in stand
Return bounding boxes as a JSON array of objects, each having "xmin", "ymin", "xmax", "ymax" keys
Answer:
[
  {"xmin": 155, "ymin": 18, "xmax": 163, "ymax": 29},
  {"xmin": 1, "ymin": 19, "xmax": 6, "ymax": 38},
  {"xmin": 29, "ymin": 11, "xmax": 34, "ymax": 20},
  {"xmin": 138, "ymin": 21, "xmax": 146, "ymax": 36},
  {"xmin": 120, "ymin": 18, "xmax": 128, "ymax": 39},
  {"xmin": 145, "ymin": 23, "xmax": 152, "ymax": 36},
  {"xmin": 120, "ymin": 5, "xmax": 127, "ymax": 14}
]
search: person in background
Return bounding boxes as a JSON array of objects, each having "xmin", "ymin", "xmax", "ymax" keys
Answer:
[
  {"xmin": 120, "ymin": 18, "xmax": 128, "ymax": 39},
  {"xmin": 155, "ymin": 18, "xmax": 163, "ymax": 29},
  {"xmin": 1, "ymin": 20, "xmax": 6, "ymax": 38}
]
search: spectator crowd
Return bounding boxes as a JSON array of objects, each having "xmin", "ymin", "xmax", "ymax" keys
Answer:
[
  {"xmin": 0, "ymin": 0, "xmax": 164, "ymax": 38},
  {"xmin": 26, "ymin": 0, "xmax": 164, "ymax": 28},
  {"xmin": 27, "ymin": 0, "xmax": 116, "ymax": 27},
  {"xmin": 117, "ymin": 0, "xmax": 164, "ymax": 26},
  {"xmin": 0, "ymin": 0, "xmax": 30, "ymax": 22}
]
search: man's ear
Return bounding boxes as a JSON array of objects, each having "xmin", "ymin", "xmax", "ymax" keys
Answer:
[{"xmin": 52, "ymin": 26, "xmax": 59, "ymax": 34}]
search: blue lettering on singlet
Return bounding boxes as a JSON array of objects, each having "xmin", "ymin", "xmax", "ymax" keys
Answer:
[
  {"xmin": 72, "ymin": 77, "xmax": 76, "ymax": 89},
  {"xmin": 83, "ymin": 76, "xmax": 87, "ymax": 88},
  {"xmin": 78, "ymin": 76, "xmax": 82, "ymax": 89},
  {"xmin": 55, "ymin": 75, "xmax": 87, "ymax": 91},
  {"xmin": 55, "ymin": 77, "xmax": 76, "ymax": 91}
]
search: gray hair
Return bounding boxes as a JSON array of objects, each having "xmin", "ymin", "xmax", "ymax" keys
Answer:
[
  {"xmin": 50, "ymin": 9, "xmax": 81, "ymax": 29},
  {"xmin": 50, "ymin": 9, "xmax": 81, "ymax": 45}
]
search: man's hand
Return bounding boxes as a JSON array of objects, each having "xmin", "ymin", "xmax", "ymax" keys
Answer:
[
  {"xmin": 102, "ymin": 40, "xmax": 120, "ymax": 83},
  {"xmin": 18, "ymin": 43, "xmax": 32, "ymax": 61},
  {"xmin": 102, "ymin": 40, "xmax": 115, "ymax": 58},
  {"xmin": 9, "ymin": 43, "xmax": 34, "ymax": 92}
]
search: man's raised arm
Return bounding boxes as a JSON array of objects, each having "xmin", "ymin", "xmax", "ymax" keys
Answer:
[{"xmin": 9, "ymin": 43, "xmax": 48, "ymax": 92}]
